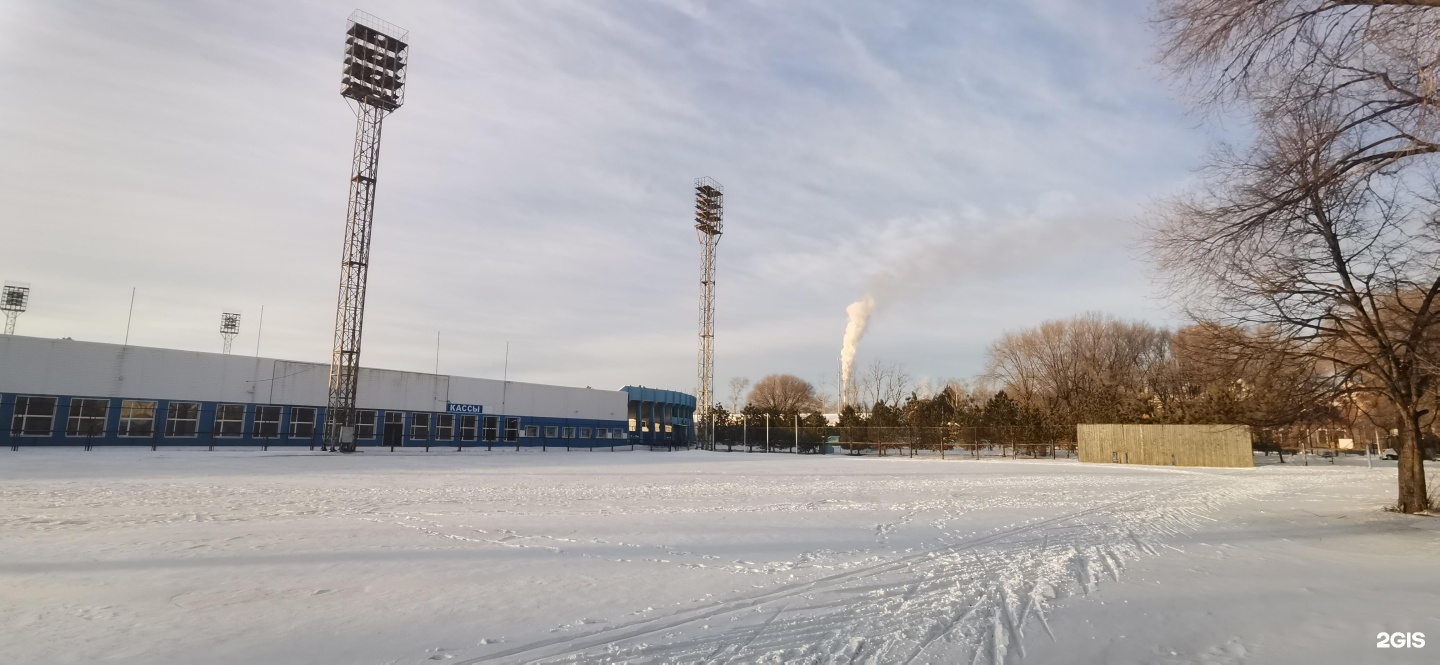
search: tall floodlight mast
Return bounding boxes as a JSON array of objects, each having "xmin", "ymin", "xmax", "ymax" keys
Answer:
[
  {"xmin": 325, "ymin": 11, "xmax": 409, "ymax": 452},
  {"xmin": 694, "ymin": 178, "xmax": 724, "ymax": 449},
  {"xmin": 1, "ymin": 282, "xmax": 30, "ymax": 335},
  {"xmin": 219, "ymin": 312, "xmax": 240, "ymax": 354}
]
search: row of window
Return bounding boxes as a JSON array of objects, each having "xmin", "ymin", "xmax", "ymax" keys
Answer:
[
  {"xmin": 6, "ymin": 396, "xmax": 626, "ymax": 441},
  {"xmin": 525, "ymin": 425, "xmax": 626, "ymax": 439},
  {"xmin": 9, "ymin": 396, "xmax": 320, "ymax": 438}
]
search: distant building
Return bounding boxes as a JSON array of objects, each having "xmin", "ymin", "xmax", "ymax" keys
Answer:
[{"xmin": 0, "ymin": 335, "xmax": 694, "ymax": 448}]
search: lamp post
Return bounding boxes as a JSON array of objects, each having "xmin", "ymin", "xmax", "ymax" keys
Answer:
[
  {"xmin": 794, "ymin": 414, "xmax": 800, "ymax": 454},
  {"xmin": 764, "ymin": 414, "xmax": 770, "ymax": 452}
]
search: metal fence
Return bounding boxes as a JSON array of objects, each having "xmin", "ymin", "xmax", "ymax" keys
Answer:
[{"xmin": 704, "ymin": 425, "xmax": 1075, "ymax": 459}]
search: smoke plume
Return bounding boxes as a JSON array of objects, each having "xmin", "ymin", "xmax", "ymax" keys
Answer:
[
  {"xmin": 840, "ymin": 294, "xmax": 876, "ymax": 406},
  {"xmin": 832, "ymin": 197, "xmax": 1100, "ymax": 408}
]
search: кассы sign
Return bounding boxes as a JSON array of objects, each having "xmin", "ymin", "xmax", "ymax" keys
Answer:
[{"xmin": 446, "ymin": 403, "xmax": 484, "ymax": 414}]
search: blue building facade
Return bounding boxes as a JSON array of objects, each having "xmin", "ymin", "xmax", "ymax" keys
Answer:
[
  {"xmin": 622, "ymin": 386, "xmax": 697, "ymax": 445},
  {"xmin": 0, "ymin": 395, "xmax": 638, "ymax": 449},
  {"xmin": 1, "ymin": 336, "xmax": 691, "ymax": 449}
]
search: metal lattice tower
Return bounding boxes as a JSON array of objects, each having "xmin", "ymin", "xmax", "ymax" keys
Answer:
[
  {"xmin": 325, "ymin": 11, "xmax": 409, "ymax": 452},
  {"xmin": 1, "ymin": 282, "xmax": 30, "ymax": 335},
  {"xmin": 220, "ymin": 312, "xmax": 240, "ymax": 354},
  {"xmin": 694, "ymin": 178, "xmax": 724, "ymax": 448}
]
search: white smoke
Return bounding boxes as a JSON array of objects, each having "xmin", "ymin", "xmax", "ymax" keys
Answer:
[
  {"xmin": 832, "ymin": 195, "xmax": 1097, "ymax": 408},
  {"xmin": 840, "ymin": 294, "xmax": 875, "ymax": 407}
]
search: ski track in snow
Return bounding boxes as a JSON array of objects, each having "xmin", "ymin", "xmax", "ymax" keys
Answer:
[
  {"xmin": 451, "ymin": 472, "xmax": 1328, "ymax": 665},
  {"xmin": 0, "ymin": 453, "xmax": 1380, "ymax": 665}
]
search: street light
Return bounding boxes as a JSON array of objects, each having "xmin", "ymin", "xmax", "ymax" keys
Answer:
[{"xmin": 764, "ymin": 414, "xmax": 770, "ymax": 452}]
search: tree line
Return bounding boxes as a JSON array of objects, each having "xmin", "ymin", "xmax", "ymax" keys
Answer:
[{"xmin": 722, "ymin": 310, "xmax": 1428, "ymax": 437}]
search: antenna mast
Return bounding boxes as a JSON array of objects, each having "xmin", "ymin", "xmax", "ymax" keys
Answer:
[
  {"xmin": 325, "ymin": 11, "xmax": 409, "ymax": 452},
  {"xmin": 694, "ymin": 177, "xmax": 724, "ymax": 449}
]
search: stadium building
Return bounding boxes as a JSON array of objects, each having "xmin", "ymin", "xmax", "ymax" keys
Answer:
[{"xmin": 0, "ymin": 335, "xmax": 696, "ymax": 448}]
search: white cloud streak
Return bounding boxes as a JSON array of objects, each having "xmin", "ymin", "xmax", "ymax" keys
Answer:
[{"xmin": 0, "ymin": 0, "xmax": 1201, "ymax": 392}]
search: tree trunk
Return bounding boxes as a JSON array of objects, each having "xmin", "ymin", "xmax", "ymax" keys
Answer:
[{"xmin": 1397, "ymin": 410, "xmax": 1430, "ymax": 514}]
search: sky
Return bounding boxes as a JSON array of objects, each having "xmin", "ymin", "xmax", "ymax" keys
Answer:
[{"xmin": 0, "ymin": 0, "xmax": 1214, "ymax": 399}]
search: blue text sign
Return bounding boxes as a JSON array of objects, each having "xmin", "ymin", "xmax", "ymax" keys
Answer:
[{"xmin": 446, "ymin": 403, "xmax": 484, "ymax": 414}]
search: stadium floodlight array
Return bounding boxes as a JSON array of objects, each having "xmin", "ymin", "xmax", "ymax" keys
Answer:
[
  {"xmin": 326, "ymin": 11, "xmax": 410, "ymax": 453},
  {"xmin": 340, "ymin": 11, "xmax": 408, "ymax": 112},
  {"xmin": 694, "ymin": 177, "xmax": 724, "ymax": 448},
  {"xmin": 2, "ymin": 281, "xmax": 31, "ymax": 335},
  {"xmin": 220, "ymin": 312, "xmax": 241, "ymax": 354}
]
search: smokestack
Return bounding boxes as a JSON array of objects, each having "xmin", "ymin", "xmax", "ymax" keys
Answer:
[{"xmin": 840, "ymin": 294, "xmax": 876, "ymax": 407}]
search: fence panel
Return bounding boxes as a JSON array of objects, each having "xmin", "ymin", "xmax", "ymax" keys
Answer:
[{"xmin": 1077, "ymin": 424, "xmax": 1253, "ymax": 468}]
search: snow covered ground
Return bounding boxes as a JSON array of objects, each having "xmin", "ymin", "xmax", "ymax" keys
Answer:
[{"xmin": 1, "ymin": 449, "xmax": 1435, "ymax": 664}]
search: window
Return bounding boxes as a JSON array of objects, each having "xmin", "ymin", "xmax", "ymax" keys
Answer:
[
  {"xmin": 253, "ymin": 406, "xmax": 281, "ymax": 438},
  {"xmin": 436, "ymin": 414, "xmax": 454, "ymax": 440},
  {"xmin": 506, "ymin": 418, "xmax": 520, "ymax": 442},
  {"xmin": 579, "ymin": 427, "xmax": 592, "ymax": 438},
  {"xmin": 482, "ymin": 416, "xmax": 499, "ymax": 442},
  {"xmin": 612, "ymin": 428, "xmax": 625, "ymax": 439},
  {"xmin": 562, "ymin": 427, "xmax": 575, "ymax": 439},
  {"xmin": 355, "ymin": 410, "xmax": 377, "ymax": 439},
  {"xmin": 67, "ymin": 398, "xmax": 109, "ymax": 437},
  {"xmin": 290, "ymin": 407, "xmax": 316, "ymax": 438},
  {"xmin": 595, "ymin": 428, "xmax": 609, "ymax": 440},
  {"xmin": 12, "ymin": 396, "xmax": 57, "ymax": 436},
  {"xmin": 118, "ymin": 400, "xmax": 157, "ymax": 437},
  {"xmin": 460, "ymin": 414, "xmax": 478, "ymax": 442},
  {"xmin": 410, "ymin": 412, "xmax": 431, "ymax": 440},
  {"xmin": 166, "ymin": 402, "xmax": 200, "ymax": 437},
  {"xmin": 523, "ymin": 425, "xmax": 539, "ymax": 438},
  {"xmin": 544, "ymin": 426, "xmax": 559, "ymax": 438},
  {"xmin": 215, "ymin": 404, "xmax": 245, "ymax": 437}
]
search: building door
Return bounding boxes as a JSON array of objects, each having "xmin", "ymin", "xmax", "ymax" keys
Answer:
[{"xmin": 383, "ymin": 412, "xmax": 404, "ymax": 446}]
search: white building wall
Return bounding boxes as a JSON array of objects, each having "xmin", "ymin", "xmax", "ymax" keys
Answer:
[
  {"xmin": 0, "ymin": 336, "xmax": 278, "ymax": 403},
  {"xmin": 0, "ymin": 336, "xmax": 626, "ymax": 420}
]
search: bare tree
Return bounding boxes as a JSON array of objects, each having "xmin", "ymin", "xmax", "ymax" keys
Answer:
[
  {"xmin": 1150, "ymin": 101, "xmax": 1438, "ymax": 513},
  {"xmin": 1157, "ymin": 1, "xmax": 1440, "ymax": 222},
  {"xmin": 1166, "ymin": 322, "xmax": 1338, "ymax": 428},
  {"xmin": 727, "ymin": 377, "xmax": 751, "ymax": 417},
  {"xmin": 747, "ymin": 374, "xmax": 821, "ymax": 414},
  {"xmin": 983, "ymin": 313, "xmax": 1172, "ymax": 425},
  {"xmin": 855, "ymin": 360, "xmax": 912, "ymax": 410}
]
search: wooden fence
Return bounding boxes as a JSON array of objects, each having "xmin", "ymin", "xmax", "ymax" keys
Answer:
[{"xmin": 1077, "ymin": 424, "xmax": 1254, "ymax": 468}]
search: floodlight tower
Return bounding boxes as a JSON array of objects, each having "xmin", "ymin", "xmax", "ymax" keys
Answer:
[
  {"xmin": 325, "ymin": 11, "xmax": 409, "ymax": 452},
  {"xmin": 2, "ymin": 282, "xmax": 30, "ymax": 335},
  {"xmin": 220, "ymin": 312, "xmax": 241, "ymax": 354},
  {"xmin": 694, "ymin": 178, "xmax": 724, "ymax": 448}
]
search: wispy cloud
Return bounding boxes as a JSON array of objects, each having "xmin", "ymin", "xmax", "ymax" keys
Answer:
[{"xmin": 0, "ymin": 0, "xmax": 1202, "ymax": 391}]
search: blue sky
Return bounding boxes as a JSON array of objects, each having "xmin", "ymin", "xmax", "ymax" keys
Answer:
[{"xmin": 0, "ymin": 0, "xmax": 1211, "ymax": 397}]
